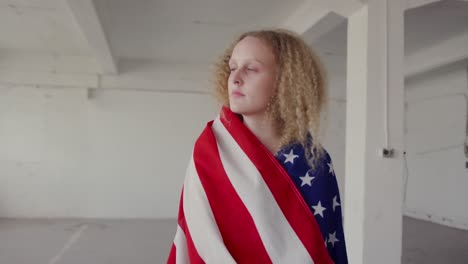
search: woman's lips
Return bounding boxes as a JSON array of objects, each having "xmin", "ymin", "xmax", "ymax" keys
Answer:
[{"xmin": 231, "ymin": 91, "xmax": 245, "ymax": 97}]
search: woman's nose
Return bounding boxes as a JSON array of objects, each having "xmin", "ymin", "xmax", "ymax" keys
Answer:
[{"xmin": 232, "ymin": 70, "xmax": 243, "ymax": 86}]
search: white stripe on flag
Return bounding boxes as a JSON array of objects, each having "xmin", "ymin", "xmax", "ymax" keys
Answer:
[
  {"xmin": 212, "ymin": 118, "xmax": 314, "ymax": 263},
  {"xmin": 183, "ymin": 156, "xmax": 236, "ymax": 263},
  {"xmin": 174, "ymin": 225, "xmax": 189, "ymax": 264}
]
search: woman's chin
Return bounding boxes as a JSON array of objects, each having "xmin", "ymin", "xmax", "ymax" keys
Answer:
[
  {"xmin": 229, "ymin": 103, "xmax": 267, "ymax": 117},
  {"xmin": 229, "ymin": 104, "xmax": 245, "ymax": 115}
]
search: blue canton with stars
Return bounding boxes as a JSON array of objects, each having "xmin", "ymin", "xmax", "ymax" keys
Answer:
[{"xmin": 275, "ymin": 143, "xmax": 348, "ymax": 264}]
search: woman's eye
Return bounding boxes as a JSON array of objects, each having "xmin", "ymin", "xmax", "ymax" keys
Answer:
[{"xmin": 247, "ymin": 68, "xmax": 256, "ymax": 72}]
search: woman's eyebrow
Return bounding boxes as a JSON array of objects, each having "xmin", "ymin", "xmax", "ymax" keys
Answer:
[
  {"xmin": 229, "ymin": 58, "xmax": 264, "ymax": 66},
  {"xmin": 253, "ymin": 59, "xmax": 265, "ymax": 66}
]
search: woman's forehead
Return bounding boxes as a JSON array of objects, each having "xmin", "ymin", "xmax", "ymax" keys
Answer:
[{"xmin": 230, "ymin": 36, "xmax": 275, "ymax": 63}]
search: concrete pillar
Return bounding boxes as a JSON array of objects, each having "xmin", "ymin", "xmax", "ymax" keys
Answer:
[{"xmin": 344, "ymin": 1, "xmax": 405, "ymax": 263}]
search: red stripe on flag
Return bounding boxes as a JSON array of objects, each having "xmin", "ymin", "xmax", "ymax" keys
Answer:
[
  {"xmin": 220, "ymin": 108, "xmax": 334, "ymax": 264},
  {"xmin": 192, "ymin": 122, "xmax": 272, "ymax": 263},
  {"xmin": 171, "ymin": 188, "xmax": 205, "ymax": 264},
  {"xmin": 167, "ymin": 244, "xmax": 176, "ymax": 264}
]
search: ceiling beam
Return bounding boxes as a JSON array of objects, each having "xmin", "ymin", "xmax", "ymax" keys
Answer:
[
  {"xmin": 302, "ymin": 12, "xmax": 345, "ymax": 44},
  {"xmin": 64, "ymin": 0, "xmax": 118, "ymax": 75},
  {"xmin": 405, "ymin": 32, "xmax": 468, "ymax": 77},
  {"xmin": 405, "ymin": 0, "xmax": 440, "ymax": 10},
  {"xmin": 281, "ymin": 0, "xmax": 355, "ymax": 44},
  {"xmin": 313, "ymin": 0, "xmax": 365, "ymax": 17},
  {"xmin": 282, "ymin": 0, "xmax": 362, "ymax": 41},
  {"xmin": 281, "ymin": 1, "xmax": 331, "ymax": 35}
]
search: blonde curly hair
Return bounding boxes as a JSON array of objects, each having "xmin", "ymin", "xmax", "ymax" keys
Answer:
[{"xmin": 213, "ymin": 29, "xmax": 329, "ymax": 169}]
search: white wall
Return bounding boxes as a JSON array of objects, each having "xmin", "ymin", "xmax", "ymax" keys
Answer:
[
  {"xmin": 322, "ymin": 59, "xmax": 468, "ymax": 231},
  {"xmin": 0, "ymin": 83, "xmax": 217, "ymax": 218},
  {"xmin": 322, "ymin": 77, "xmax": 347, "ymax": 200},
  {"xmin": 0, "ymin": 64, "xmax": 347, "ymax": 219},
  {"xmin": 404, "ymin": 61, "xmax": 468, "ymax": 230},
  {"xmin": 2, "ymin": 58, "xmax": 466, "ymax": 229}
]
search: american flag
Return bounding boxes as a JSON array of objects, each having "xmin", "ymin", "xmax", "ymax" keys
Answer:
[
  {"xmin": 275, "ymin": 142, "xmax": 348, "ymax": 264},
  {"xmin": 167, "ymin": 107, "xmax": 341, "ymax": 263}
]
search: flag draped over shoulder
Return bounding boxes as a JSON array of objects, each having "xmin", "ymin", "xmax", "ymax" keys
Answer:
[
  {"xmin": 275, "ymin": 136, "xmax": 348, "ymax": 263},
  {"xmin": 167, "ymin": 107, "xmax": 334, "ymax": 264}
]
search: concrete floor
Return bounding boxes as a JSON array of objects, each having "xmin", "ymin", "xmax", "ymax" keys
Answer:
[
  {"xmin": 402, "ymin": 217, "xmax": 468, "ymax": 264},
  {"xmin": 0, "ymin": 217, "xmax": 467, "ymax": 264}
]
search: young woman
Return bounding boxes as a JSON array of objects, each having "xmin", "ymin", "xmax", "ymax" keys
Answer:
[{"xmin": 167, "ymin": 29, "xmax": 348, "ymax": 264}]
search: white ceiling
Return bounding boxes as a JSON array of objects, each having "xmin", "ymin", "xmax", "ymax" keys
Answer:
[
  {"xmin": 0, "ymin": 0, "xmax": 91, "ymax": 55},
  {"xmin": 310, "ymin": 0, "xmax": 468, "ymax": 78},
  {"xmin": 94, "ymin": 0, "xmax": 303, "ymax": 64},
  {"xmin": 405, "ymin": 0, "xmax": 468, "ymax": 55},
  {"xmin": 0, "ymin": 0, "xmax": 467, "ymax": 76}
]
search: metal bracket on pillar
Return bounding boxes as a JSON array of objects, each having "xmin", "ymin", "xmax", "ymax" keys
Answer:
[
  {"xmin": 380, "ymin": 148, "xmax": 395, "ymax": 158},
  {"xmin": 87, "ymin": 74, "xmax": 101, "ymax": 100},
  {"xmin": 87, "ymin": 87, "xmax": 95, "ymax": 99}
]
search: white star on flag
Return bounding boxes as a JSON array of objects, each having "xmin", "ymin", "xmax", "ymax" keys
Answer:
[
  {"xmin": 312, "ymin": 201, "xmax": 327, "ymax": 218},
  {"xmin": 333, "ymin": 195, "xmax": 341, "ymax": 212},
  {"xmin": 328, "ymin": 162, "xmax": 335, "ymax": 176},
  {"xmin": 283, "ymin": 149, "xmax": 299, "ymax": 164},
  {"xmin": 328, "ymin": 231, "xmax": 339, "ymax": 247},
  {"xmin": 299, "ymin": 172, "xmax": 315, "ymax": 187}
]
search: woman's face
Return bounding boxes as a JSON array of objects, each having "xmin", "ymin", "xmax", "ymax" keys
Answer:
[{"xmin": 227, "ymin": 36, "xmax": 278, "ymax": 117}]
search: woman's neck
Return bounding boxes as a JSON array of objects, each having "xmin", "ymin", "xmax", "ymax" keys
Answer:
[{"xmin": 242, "ymin": 113, "xmax": 280, "ymax": 155}]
